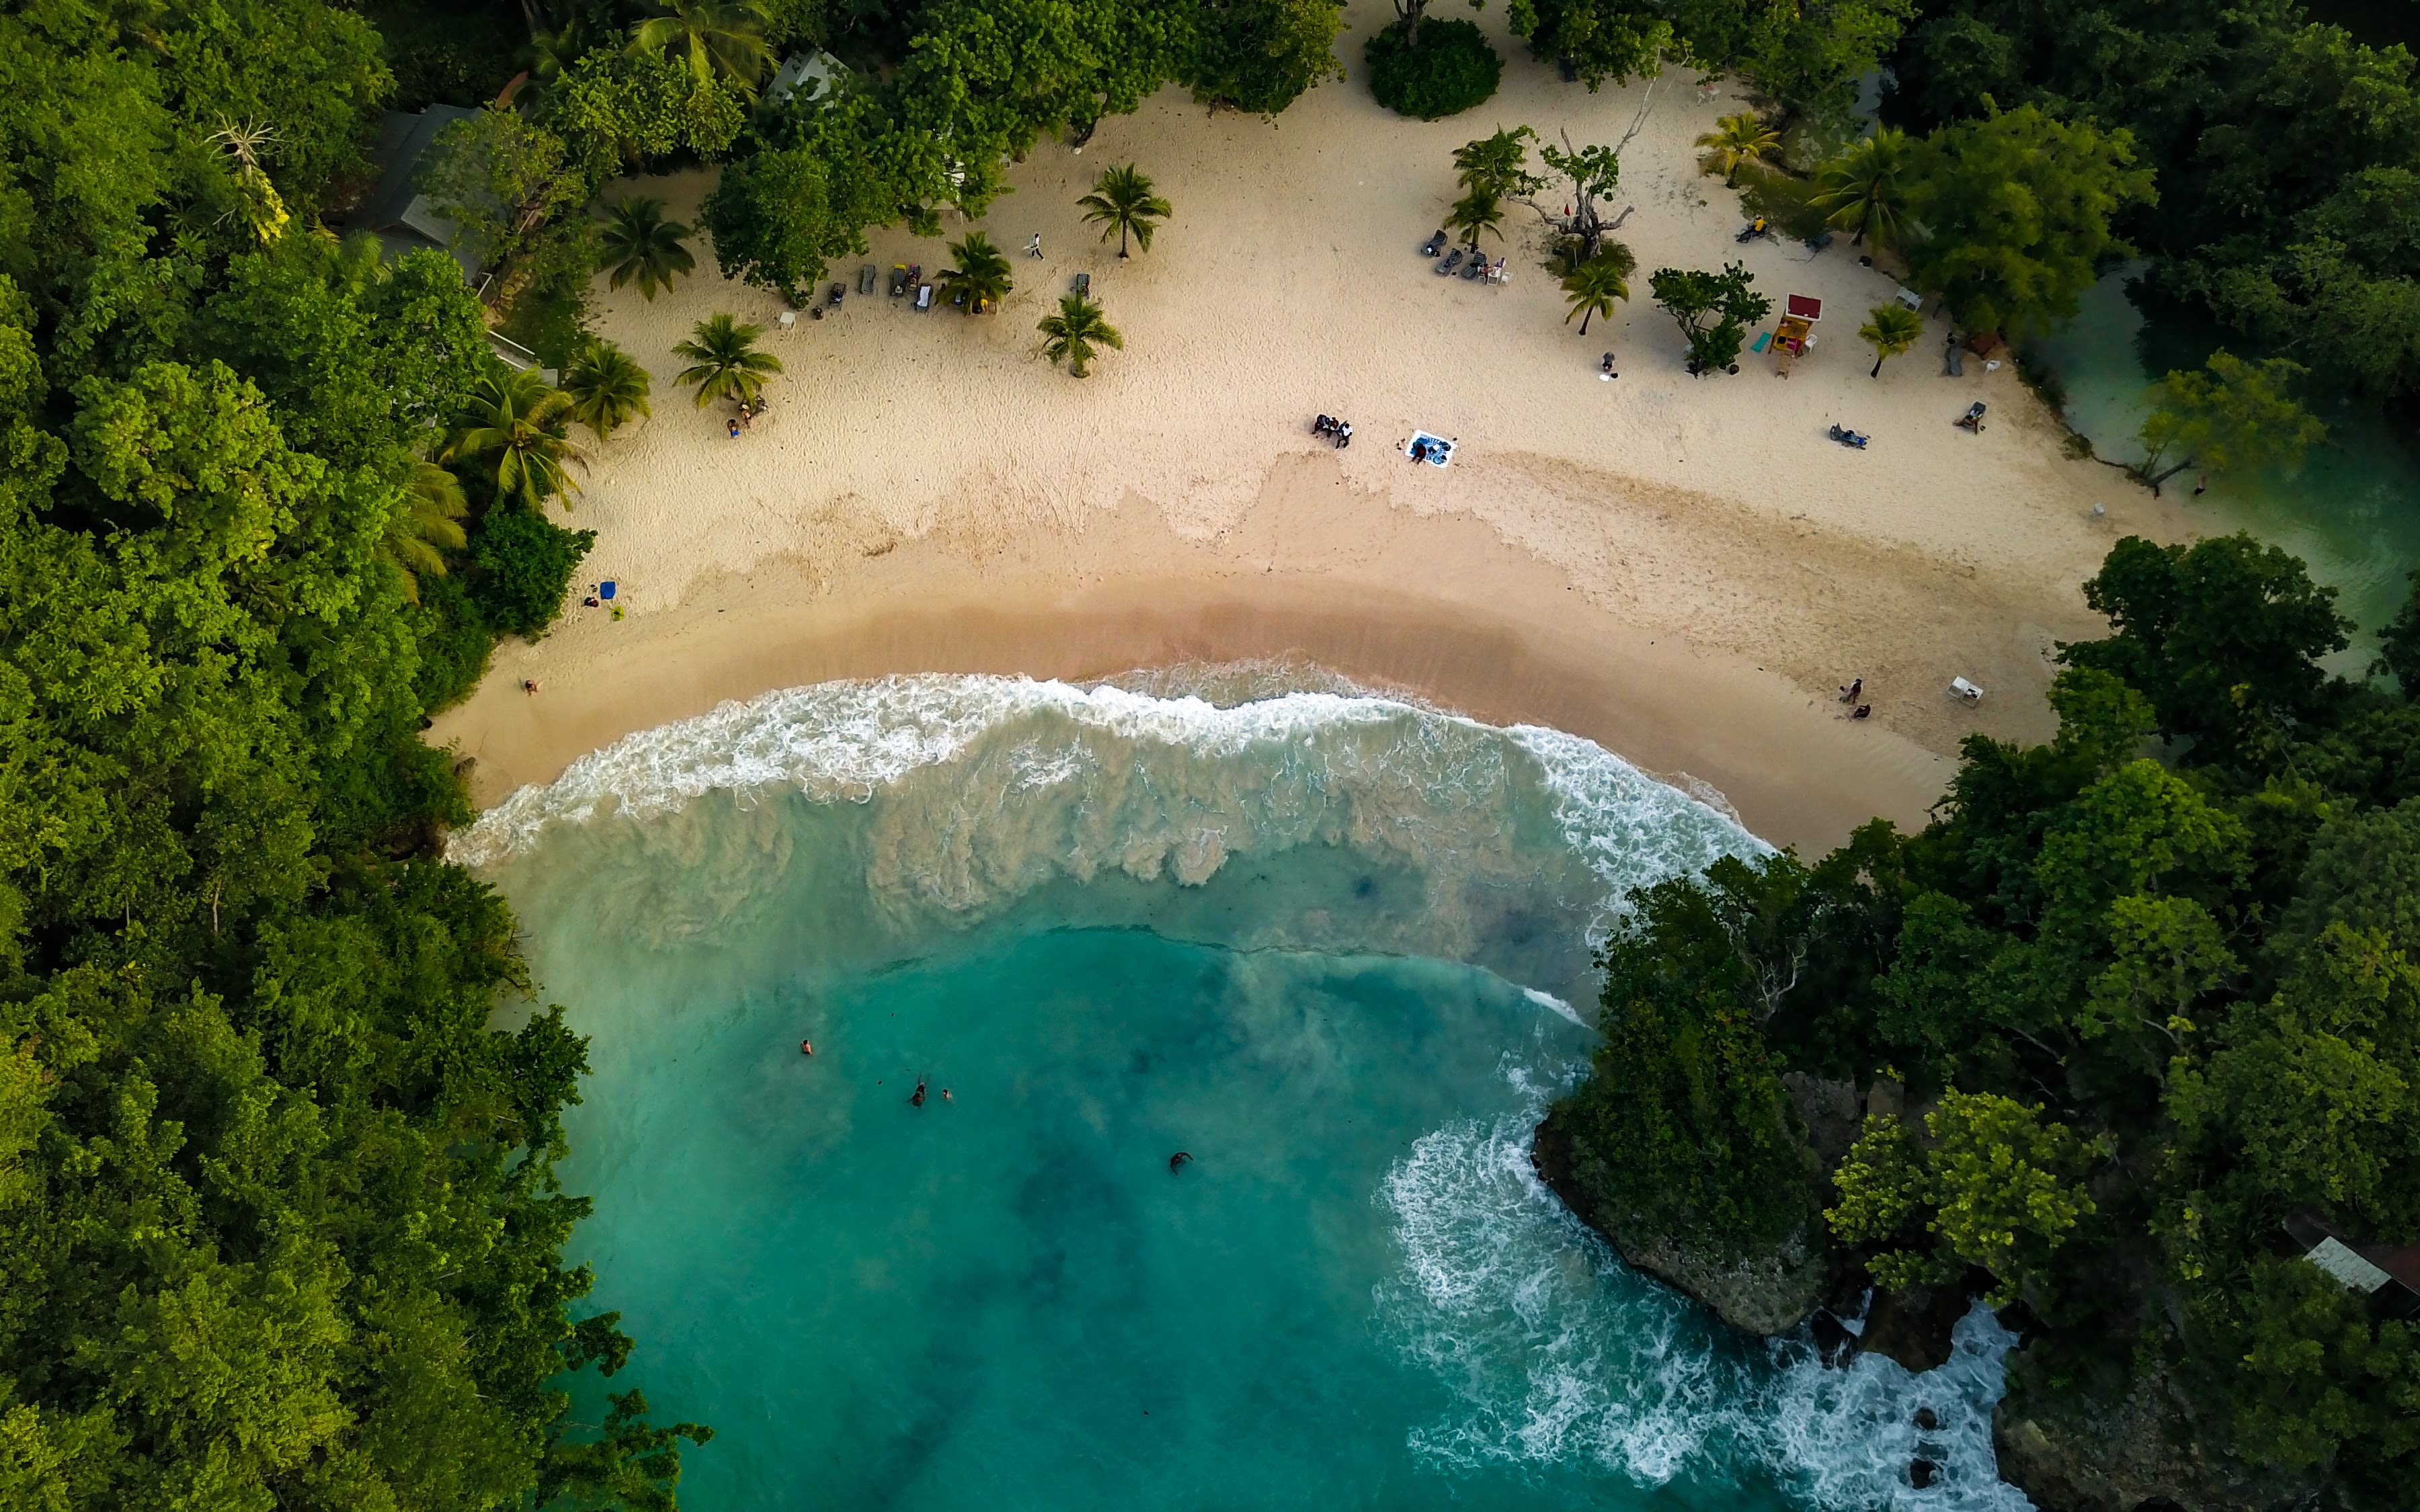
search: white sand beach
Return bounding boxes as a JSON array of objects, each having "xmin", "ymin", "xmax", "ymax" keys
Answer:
[{"xmin": 430, "ymin": 0, "xmax": 2195, "ymax": 847}]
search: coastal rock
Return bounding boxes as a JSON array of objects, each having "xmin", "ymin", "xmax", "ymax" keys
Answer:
[
  {"xmin": 1781, "ymin": 1071, "xmax": 1861, "ymax": 1168},
  {"xmin": 1859, "ymin": 1282, "xmax": 1972, "ymax": 1374},
  {"xmin": 1992, "ymin": 1370, "xmax": 2323, "ymax": 1512},
  {"xmin": 1531, "ymin": 1121, "xmax": 1825, "ymax": 1335},
  {"xmin": 1613, "ymin": 1224, "xmax": 1828, "ymax": 1335}
]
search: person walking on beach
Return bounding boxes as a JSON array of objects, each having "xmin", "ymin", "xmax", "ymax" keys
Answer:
[
  {"xmin": 1839, "ymin": 677, "xmax": 1862, "ymax": 704},
  {"xmin": 1026, "ymin": 233, "xmax": 1043, "ymax": 259}
]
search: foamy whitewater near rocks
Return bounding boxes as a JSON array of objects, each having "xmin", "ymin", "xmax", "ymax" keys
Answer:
[{"xmin": 464, "ymin": 670, "xmax": 2025, "ymax": 1511}]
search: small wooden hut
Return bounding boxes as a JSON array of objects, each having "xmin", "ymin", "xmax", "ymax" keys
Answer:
[{"xmin": 1774, "ymin": 294, "xmax": 1823, "ymax": 377}]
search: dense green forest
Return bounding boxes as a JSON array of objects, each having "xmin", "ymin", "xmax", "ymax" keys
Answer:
[{"xmin": 1547, "ymin": 540, "xmax": 2420, "ymax": 1506}]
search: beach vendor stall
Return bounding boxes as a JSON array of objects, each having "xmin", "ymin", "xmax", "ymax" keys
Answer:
[{"xmin": 1773, "ymin": 294, "xmax": 1822, "ymax": 377}]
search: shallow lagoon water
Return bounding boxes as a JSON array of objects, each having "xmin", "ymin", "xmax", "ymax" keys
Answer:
[{"xmin": 463, "ymin": 672, "xmax": 2028, "ymax": 1511}]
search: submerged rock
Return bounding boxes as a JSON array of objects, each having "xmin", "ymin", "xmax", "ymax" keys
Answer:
[
  {"xmin": 1992, "ymin": 1368, "xmax": 2323, "ymax": 1512},
  {"xmin": 1530, "ymin": 1120, "xmax": 1825, "ymax": 1335}
]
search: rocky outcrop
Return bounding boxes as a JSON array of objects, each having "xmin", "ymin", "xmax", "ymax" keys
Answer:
[
  {"xmin": 1531, "ymin": 1119, "xmax": 1826, "ymax": 1335},
  {"xmin": 1858, "ymin": 1280, "xmax": 1976, "ymax": 1374},
  {"xmin": 1613, "ymin": 1224, "xmax": 1829, "ymax": 1335},
  {"xmin": 1781, "ymin": 1071, "xmax": 1861, "ymax": 1168},
  {"xmin": 1992, "ymin": 1369, "xmax": 2323, "ymax": 1512}
]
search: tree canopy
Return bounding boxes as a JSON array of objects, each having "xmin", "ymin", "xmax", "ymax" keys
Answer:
[{"xmin": 1551, "ymin": 532, "xmax": 2420, "ymax": 1508}]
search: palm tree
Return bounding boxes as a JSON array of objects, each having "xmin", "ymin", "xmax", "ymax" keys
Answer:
[
  {"xmin": 673, "ymin": 312, "xmax": 782, "ymax": 409},
  {"xmin": 598, "ymin": 198, "xmax": 696, "ymax": 300},
  {"xmin": 936, "ymin": 231, "xmax": 1014, "ymax": 314},
  {"xmin": 1037, "ymin": 294, "xmax": 1123, "ymax": 377},
  {"xmin": 1560, "ymin": 245, "xmax": 1636, "ymax": 336},
  {"xmin": 627, "ymin": 0, "xmax": 773, "ymax": 95},
  {"xmin": 562, "ymin": 337, "xmax": 654, "ymax": 438},
  {"xmin": 442, "ymin": 367, "xmax": 584, "ymax": 511},
  {"xmin": 1695, "ymin": 112, "xmax": 1781, "ymax": 187},
  {"xmin": 1447, "ymin": 189, "xmax": 1504, "ymax": 249},
  {"xmin": 1859, "ymin": 302, "xmax": 1927, "ymax": 377},
  {"xmin": 1077, "ymin": 164, "xmax": 1172, "ymax": 258},
  {"xmin": 381, "ymin": 460, "xmax": 469, "ymax": 601},
  {"xmin": 1810, "ymin": 128, "xmax": 1910, "ymax": 248}
]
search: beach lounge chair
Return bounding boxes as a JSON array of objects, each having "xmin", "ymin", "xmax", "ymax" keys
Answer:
[
  {"xmin": 859, "ymin": 265, "xmax": 877, "ymax": 294},
  {"xmin": 1950, "ymin": 677, "xmax": 1984, "ymax": 704},
  {"xmin": 914, "ymin": 283, "xmax": 933, "ymax": 310},
  {"xmin": 1437, "ymin": 247, "xmax": 1465, "ymax": 276},
  {"xmin": 889, "ymin": 264, "xmax": 908, "ymax": 296},
  {"xmin": 1073, "ymin": 271, "xmax": 1090, "ymax": 296},
  {"xmin": 1422, "ymin": 229, "xmax": 1447, "ymax": 256}
]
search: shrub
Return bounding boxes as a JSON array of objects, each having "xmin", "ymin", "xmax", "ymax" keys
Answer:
[
  {"xmin": 471, "ymin": 507, "xmax": 597, "ymax": 640},
  {"xmin": 1365, "ymin": 19, "xmax": 1502, "ymax": 121},
  {"xmin": 410, "ymin": 570, "xmax": 497, "ymax": 713}
]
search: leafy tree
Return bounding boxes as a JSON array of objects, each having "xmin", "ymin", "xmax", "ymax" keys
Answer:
[
  {"xmin": 2378, "ymin": 565, "xmax": 2420, "ymax": 696},
  {"xmin": 1507, "ymin": 0, "xmax": 1671, "ymax": 91},
  {"xmin": 1561, "ymin": 245, "xmax": 1635, "ymax": 335},
  {"xmin": 540, "ymin": 48, "xmax": 748, "ymax": 181},
  {"xmin": 936, "ymin": 231, "xmax": 1014, "ymax": 313},
  {"xmin": 2132, "ymin": 352, "xmax": 2327, "ymax": 494},
  {"xmin": 1078, "ymin": 164, "xmax": 1172, "ymax": 258},
  {"xmin": 599, "ymin": 198, "xmax": 698, "ymax": 302},
  {"xmin": 1829, "ymin": 1093, "xmax": 2104, "ymax": 1302},
  {"xmin": 443, "ymin": 366, "xmax": 586, "ymax": 510},
  {"xmin": 1037, "ymin": 293, "xmax": 1123, "ymax": 376},
  {"xmin": 2060, "ymin": 533, "xmax": 2352, "ymax": 755},
  {"xmin": 1365, "ymin": 18, "xmax": 1502, "ymax": 120},
  {"xmin": 1537, "ymin": 136, "xmax": 1623, "ymax": 263},
  {"xmin": 1858, "ymin": 302, "xmax": 1924, "ymax": 376},
  {"xmin": 1900, "ymin": 104, "xmax": 2155, "ymax": 337},
  {"xmin": 627, "ymin": 0, "xmax": 775, "ymax": 96},
  {"xmin": 700, "ymin": 142, "xmax": 885, "ymax": 302},
  {"xmin": 1648, "ymin": 262, "xmax": 1771, "ymax": 374},
  {"xmin": 1809, "ymin": 126, "xmax": 1910, "ymax": 248},
  {"xmin": 1695, "ymin": 111, "xmax": 1778, "ymax": 187},
  {"xmin": 472, "ymin": 506, "xmax": 600, "ymax": 638},
  {"xmin": 1668, "ymin": 0, "xmax": 1917, "ymax": 114},
  {"xmin": 420, "ymin": 108, "xmax": 593, "ymax": 282},
  {"xmin": 672, "ymin": 312, "xmax": 782, "ymax": 409},
  {"xmin": 562, "ymin": 338, "xmax": 655, "ymax": 439},
  {"xmin": 1186, "ymin": 0, "xmax": 1345, "ymax": 116}
]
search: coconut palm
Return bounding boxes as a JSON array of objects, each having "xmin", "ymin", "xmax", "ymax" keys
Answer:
[
  {"xmin": 381, "ymin": 460, "xmax": 469, "ymax": 601},
  {"xmin": 1077, "ymin": 163, "xmax": 1172, "ymax": 258},
  {"xmin": 1810, "ymin": 128, "xmax": 1910, "ymax": 248},
  {"xmin": 1560, "ymin": 244, "xmax": 1636, "ymax": 336},
  {"xmin": 1037, "ymin": 293, "xmax": 1123, "ymax": 377},
  {"xmin": 1859, "ymin": 302, "xmax": 1927, "ymax": 378},
  {"xmin": 936, "ymin": 231, "xmax": 1014, "ymax": 314},
  {"xmin": 562, "ymin": 337, "xmax": 654, "ymax": 437},
  {"xmin": 627, "ymin": 0, "xmax": 773, "ymax": 95},
  {"xmin": 442, "ymin": 368, "xmax": 583, "ymax": 511},
  {"xmin": 1446, "ymin": 188, "xmax": 1504, "ymax": 249},
  {"xmin": 598, "ymin": 198, "xmax": 696, "ymax": 300},
  {"xmin": 1695, "ymin": 112, "xmax": 1780, "ymax": 187},
  {"xmin": 673, "ymin": 312, "xmax": 782, "ymax": 409}
]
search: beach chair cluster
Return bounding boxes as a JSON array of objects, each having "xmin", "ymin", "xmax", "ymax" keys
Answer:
[{"xmin": 1420, "ymin": 230, "xmax": 1508, "ymax": 285}]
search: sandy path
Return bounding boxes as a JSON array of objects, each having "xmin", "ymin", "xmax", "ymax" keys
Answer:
[{"xmin": 432, "ymin": 0, "xmax": 2194, "ymax": 847}]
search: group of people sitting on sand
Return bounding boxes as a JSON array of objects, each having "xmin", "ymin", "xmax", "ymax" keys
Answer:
[
  {"xmin": 1312, "ymin": 414, "xmax": 1354, "ymax": 448},
  {"xmin": 727, "ymin": 396, "xmax": 769, "ymax": 439}
]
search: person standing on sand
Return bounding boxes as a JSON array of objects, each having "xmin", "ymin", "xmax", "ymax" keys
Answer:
[
  {"xmin": 1027, "ymin": 233, "xmax": 1043, "ymax": 259},
  {"xmin": 1839, "ymin": 677, "xmax": 1861, "ymax": 703}
]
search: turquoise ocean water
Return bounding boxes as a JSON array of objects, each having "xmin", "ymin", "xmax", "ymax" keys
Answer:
[{"xmin": 458, "ymin": 669, "xmax": 2027, "ymax": 1511}]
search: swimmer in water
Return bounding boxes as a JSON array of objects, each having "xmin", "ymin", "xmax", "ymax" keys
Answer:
[
  {"xmin": 941, "ymin": 1089, "xmax": 953, "ymax": 1102},
  {"xmin": 799, "ymin": 1040, "xmax": 813, "ymax": 1056},
  {"xmin": 911, "ymin": 1077, "xmax": 928, "ymax": 1107},
  {"xmin": 1168, "ymin": 1152, "xmax": 1192, "ymax": 1173}
]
